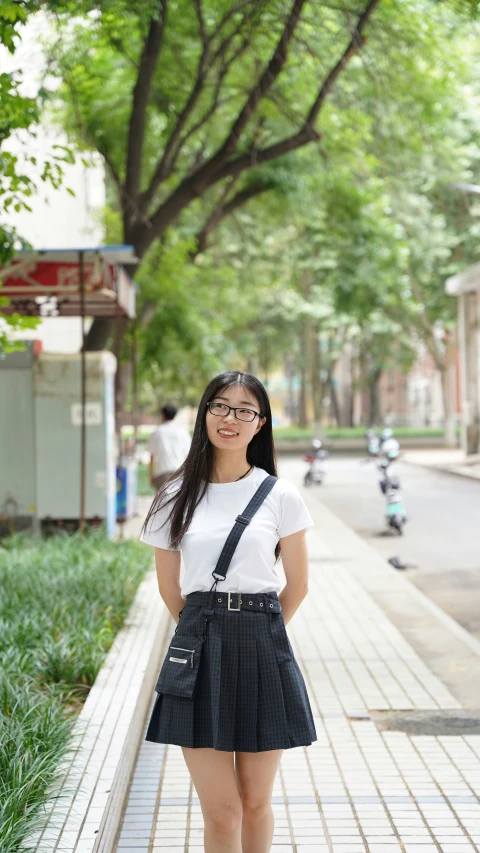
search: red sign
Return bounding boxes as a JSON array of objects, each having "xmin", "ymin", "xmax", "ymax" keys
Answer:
[
  {"xmin": 0, "ymin": 253, "xmax": 136, "ymax": 318},
  {"xmin": 0, "ymin": 259, "xmax": 112, "ymax": 294}
]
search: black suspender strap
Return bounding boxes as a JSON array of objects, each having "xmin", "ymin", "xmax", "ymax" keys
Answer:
[{"xmin": 210, "ymin": 474, "xmax": 278, "ymax": 591}]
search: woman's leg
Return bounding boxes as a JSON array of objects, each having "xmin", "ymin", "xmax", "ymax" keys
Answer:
[
  {"xmin": 235, "ymin": 749, "xmax": 283, "ymax": 853},
  {"xmin": 182, "ymin": 747, "xmax": 243, "ymax": 853}
]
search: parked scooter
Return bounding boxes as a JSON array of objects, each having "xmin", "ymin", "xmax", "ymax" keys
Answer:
[
  {"xmin": 379, "ymin": 440, "xmax": 407, "ymax": 534},
  {"xmin": 364, "ymin": 429, "xmax": 407, "ymax": 535},
  {"xmin": 304, "ymin": 439, "xmax": 328, "ymax": 486}
]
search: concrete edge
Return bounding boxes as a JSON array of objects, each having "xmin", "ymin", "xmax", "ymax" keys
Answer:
[
  {"xmin": 403, "ymin": 457, "xmax": 480, "ymax": 483},
  {"xmin": 94, "ymin": 599, "xmax": 171, "ymax": 853},
  {"xmin": 30, "ymin": 567, "xmax": 170, "ymax": 853}
]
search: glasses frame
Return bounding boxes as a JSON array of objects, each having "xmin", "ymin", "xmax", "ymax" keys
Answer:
[{"xmin": 207, "ymin": 401, "xmax": 263, "ymax": 423}]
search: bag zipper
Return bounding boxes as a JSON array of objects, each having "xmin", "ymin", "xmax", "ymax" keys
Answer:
[{"xmin": 170, "ymin": 645, "xmax": 196, "ymax": 668}]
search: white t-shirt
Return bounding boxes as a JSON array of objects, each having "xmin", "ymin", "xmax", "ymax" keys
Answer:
[
  {"xmin": 147, "ymin": 421, "xmax": 191, "ymax": 476},
  {"xmin": 140, "ymin": 466, "xmax": 315, "ymax": 597}
]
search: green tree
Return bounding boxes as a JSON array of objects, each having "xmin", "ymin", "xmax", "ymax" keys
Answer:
[
  {"xmin": 47, "ymin": 0, "xmax": 383, "ymax": 349},
  {"xmin": 0, "ymin": 1, "xmax": 75, "ymax": 352}
]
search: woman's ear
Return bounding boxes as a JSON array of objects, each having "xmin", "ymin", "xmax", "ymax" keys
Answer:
[{"xmin": 254, "ymin": 417, "xmax": 266, "ymax": 436}]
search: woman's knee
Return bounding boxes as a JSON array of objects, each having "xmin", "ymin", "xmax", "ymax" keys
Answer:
[
  {"xmin": 204, "ymin": 801, "xmax": 243, "ymax": 836},
  {"xmin": 240, "ymin": 791, "xmax": 272, "ymax": 823}
]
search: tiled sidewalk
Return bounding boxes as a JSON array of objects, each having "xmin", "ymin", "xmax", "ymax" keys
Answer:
[{"xmin": 116, "ymin": 500, "xmax": 480, "ymax": 853}]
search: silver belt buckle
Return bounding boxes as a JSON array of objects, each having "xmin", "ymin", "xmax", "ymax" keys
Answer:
[{"xmin": 228, "ymin": 592, "xmax": 242, "ymax": 611}]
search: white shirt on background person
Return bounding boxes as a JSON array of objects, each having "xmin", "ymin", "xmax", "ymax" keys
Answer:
[{"xmin": 147, "ymin": 420, "xmax": 191, "ymax": 477}]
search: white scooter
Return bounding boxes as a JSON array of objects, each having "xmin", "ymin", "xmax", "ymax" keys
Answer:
[
  {"xmin": 364, "ymin": 430, "xmax": 407, "ymax": 535},
  {"xmin": 303, "ymin": 439, "xmax": 328, "ymax": 486}
]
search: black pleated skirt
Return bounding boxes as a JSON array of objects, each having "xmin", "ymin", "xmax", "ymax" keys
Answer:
[{"xmin": 145, "ymin": 591, "xmax": 317, "ymax": 753}]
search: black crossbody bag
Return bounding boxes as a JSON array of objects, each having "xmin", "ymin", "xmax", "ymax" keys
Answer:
[{"xmin": 154, "ymin": 475, "xmax": 278, "ymax": 699}]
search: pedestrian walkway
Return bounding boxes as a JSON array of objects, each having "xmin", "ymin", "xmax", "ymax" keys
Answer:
[
  {"xmin": 116, "ymin": 475, "xmax": 480, "ymax": 852},
  {"xmin": 404, "ymin": 448, "xmax": 480, "ymax": 481}
]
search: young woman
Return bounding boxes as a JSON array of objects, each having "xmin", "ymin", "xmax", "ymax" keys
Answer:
[{"xmin": 141, "ymin": 370, "xmax": 317, "ymax": 853}]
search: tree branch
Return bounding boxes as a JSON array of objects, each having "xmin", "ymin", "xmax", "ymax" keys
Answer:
[
  {"xmin": 192, "ymin": 180, "xmax": 270, "ymax": 256},
  {"xmin": 124, "ymin": 1, "xmax": 168, "ymax": 216},
  {"xmin": 408, "ymin": 268, "xmax": 445, "ymax": 371},
  {"xmin": 305, "ymin": 0, "xmax": 382, "ymax": 128},
  {"xmin": 190, "ymin": 0, "xmax": 308, "ymax": 190},
  {"xmin": 132, "ymin": 0, "xmax": 381, "ymax": 258},
  {"xmin": 193, "ymin": 0, "xmax": 208, "ymax": 48},
  {"xmin": 138, "ymin": 38, "xmax": 211, "ymax": 213},
  {"xmin": 213, "ymin": 0, "xmax": 382, "ymax": 184},
  {"xmin": 64, "ymin": 69, "xmax": 123, "ymax": 193},
  {"xmin": 139, "ymin": 4, "xmax": 258, "ymax": 213}
]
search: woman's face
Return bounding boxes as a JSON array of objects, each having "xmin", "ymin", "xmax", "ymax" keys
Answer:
[{"xmin": 206, "ymin": 385, "xmax": 266, "ymax": 452}]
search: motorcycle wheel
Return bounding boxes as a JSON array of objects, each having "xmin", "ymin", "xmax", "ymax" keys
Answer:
[
  {"xmin": 304, "ymin": 474, "xmax": 311, "ymax": 487},
  {"xmin": 392, "ymin": 516, "xmax": 404, "ymax": 535}
]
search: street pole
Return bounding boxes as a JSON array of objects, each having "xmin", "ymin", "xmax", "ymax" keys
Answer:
[{"xmin": 79, "ymin": 250, "xmax": 86, "ymax": 535}]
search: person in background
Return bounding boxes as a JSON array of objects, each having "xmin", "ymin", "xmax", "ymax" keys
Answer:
[{"xmin": 148, "ymin": 404, "xmax": 191, "ymax": 490}]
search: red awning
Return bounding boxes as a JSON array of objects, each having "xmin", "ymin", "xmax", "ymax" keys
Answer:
[{"xmin": 0, "ymin": 247, "xmax": 137, "ymax": 318}]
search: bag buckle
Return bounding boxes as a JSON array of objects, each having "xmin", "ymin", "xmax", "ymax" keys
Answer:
[
  {"xmin": 236, "ymin": 514, "xmax": 251, "ymax": 526},
  {"xmin": 228, "ymin": 592, "xmax": 242, "ymax": 611}
]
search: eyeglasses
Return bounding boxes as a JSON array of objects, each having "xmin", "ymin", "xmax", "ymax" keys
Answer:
[{"xmin": 207, "ymin": 401, "xmax": 262, "ymax": 423}]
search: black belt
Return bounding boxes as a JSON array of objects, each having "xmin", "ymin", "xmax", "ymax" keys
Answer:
[{"xmin": 186, "ymin": 591, "xmax": 282, "ymax": 614}]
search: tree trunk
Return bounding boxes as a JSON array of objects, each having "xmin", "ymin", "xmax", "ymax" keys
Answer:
[
  {"xmin": 311, "ymin": 326, "xmax": 323, "ymax": 436},
  {"xmin": 298, "ymin": 322, "xmax": 310, "ymax": 429},
  {"xmin": 441, "ymin": 335, "xmax": 458, "ymax": 447},
  {"xmin": 284, "ymin": 351, "xmax": 296, "ymax": 423},
  {"xmin": 329, "ymin": 373, "xmax": 341, "ymax": 426},
  {"xmin": 368, "ymin": 369, "xmax": 382, "ymax": 426},
  {"xmin": 298, "ymin": 363, "xmax": 308, "ymax": 428},
  {"xmin": 297, "ymin": 310, "xmax": 311, "ymax": 428}
]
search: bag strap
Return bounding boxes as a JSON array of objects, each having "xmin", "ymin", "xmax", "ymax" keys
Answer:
[{"xmin": 210, "ymin": 474, "xmax": 278, "ymax": 591}]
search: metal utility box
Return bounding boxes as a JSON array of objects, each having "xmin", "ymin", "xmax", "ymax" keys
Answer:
[
  {"xmin": 34, "ymin": 352, "xmax": 117, "ymax": 533},
  {"xmin": 0, "ymin": 348, "xmax": 117, "ymax": 535},
  {"xmin": 0, "ymin": 343, "xmax": 37, "ymax": 530}
]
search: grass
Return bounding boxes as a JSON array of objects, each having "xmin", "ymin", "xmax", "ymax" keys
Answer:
[
  {"xmin": 137, "ymin": 461, "xmax": 155, "ymax": 496},
  {"xmin": 128, "ymin": 424, "xmax": 452, "ymax": 445},
  {"xmin": 0, "ymin": 531, "xmax": 152, "ymax": 853},
  {"xmin": 271, "ymin": 425, "xmax": 450, "ymax": 440}
]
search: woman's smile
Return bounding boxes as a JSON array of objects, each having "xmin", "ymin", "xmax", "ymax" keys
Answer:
[{"xmin": 218, "ymin": 428, "xmax": 239, "ymax": 439}]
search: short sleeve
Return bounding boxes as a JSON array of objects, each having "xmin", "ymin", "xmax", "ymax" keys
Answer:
[
  {"xmin": 146, "ymin": 431, "xmax": 155, "ymax": 454},
  {"xmin": 140, "ymin": 493, "xmax": 180, "ymax": 551},
  {"xmin": 277, "ymin": 480, "xmax": 315, "ymax": 539}
]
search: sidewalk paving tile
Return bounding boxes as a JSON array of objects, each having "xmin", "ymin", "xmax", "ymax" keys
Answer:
[{"xmin": 114, "ymin": 498, "xmax": 480, "ymax": 853}]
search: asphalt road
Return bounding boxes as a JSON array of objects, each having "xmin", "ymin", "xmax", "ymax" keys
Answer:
[{"xmin": 280, "ymin": 454, "xmax": 480, "ymax": 643}]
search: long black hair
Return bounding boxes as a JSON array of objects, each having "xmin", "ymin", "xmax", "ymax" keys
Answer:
[{"xmin": 141, "ymin": 370, "xmax": 279, "ymax": 556}]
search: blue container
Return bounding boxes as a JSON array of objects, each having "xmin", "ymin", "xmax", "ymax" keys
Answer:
[{"xmin": 116, "ymin": 459, "xmax": 138, "ymax": 521}]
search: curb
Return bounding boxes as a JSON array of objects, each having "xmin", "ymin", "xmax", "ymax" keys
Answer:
[
  {"xmin": 31, "ymin": 568, "xmax": 169, "ymax": 853},
  {"xmin": 404, "ymin": 457, "xmax": 480, "ymax": 483}
]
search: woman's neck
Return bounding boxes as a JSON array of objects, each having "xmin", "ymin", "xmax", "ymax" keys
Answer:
[{"xmin": 210, "ymin": 452, "xmax": 252, "ymax": 484}]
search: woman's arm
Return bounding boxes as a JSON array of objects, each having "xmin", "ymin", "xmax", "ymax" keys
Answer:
[
  {"xmin": 154, "ymin": 547, "xmax": 184, "ymax": 622},
  {"xmin": 278, "ymin": 529, "xmax": 309, "ymax": 625}
]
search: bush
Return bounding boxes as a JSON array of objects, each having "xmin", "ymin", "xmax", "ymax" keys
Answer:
[
  {"xmin": 272, "ymin": 426, "xmax": 450, "ymax": 440},
  {"xmin": 0, "ymin": 532, "xmax": 151, "ymax": 853},
  {"xmin": 137, "ymin": 461, "xmax": 155, "ymax": 496}
]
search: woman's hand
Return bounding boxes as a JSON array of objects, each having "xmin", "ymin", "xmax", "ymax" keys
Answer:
[
  {"xmin": 278, "ymin": 529, "xmax": 309, "ymax": 625},
  {"xmin": 154, "ymin": 547, "xmax": 185, "ymax": 622}
]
